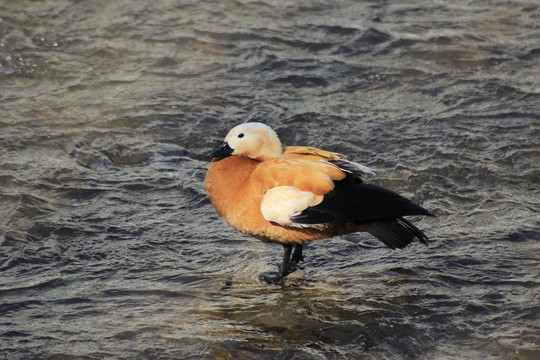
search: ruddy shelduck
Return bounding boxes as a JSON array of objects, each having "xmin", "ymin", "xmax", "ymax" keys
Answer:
[{"xmin": 204, "ymin": 122, "xmax": 432, "ymax": 283}]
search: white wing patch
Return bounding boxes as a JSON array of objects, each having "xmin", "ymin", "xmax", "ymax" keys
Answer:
[{"xmin": 261, "ymin": 186, "xmax": 323, "ymax": 227}]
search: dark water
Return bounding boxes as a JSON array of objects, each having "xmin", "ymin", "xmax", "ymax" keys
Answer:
[{"xmin": 1, "ymin": 1, "xmax": 539, "ymax": 359}]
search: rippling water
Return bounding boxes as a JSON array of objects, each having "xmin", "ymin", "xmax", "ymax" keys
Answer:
[{"xmin": 1, "ymin": 1, "xmax": 539, "ymax": 359}]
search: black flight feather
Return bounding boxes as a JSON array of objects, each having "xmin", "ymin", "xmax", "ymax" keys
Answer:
[{"xmin": 290, "ymin": 176, "xmax": 432, "ymax": 248}]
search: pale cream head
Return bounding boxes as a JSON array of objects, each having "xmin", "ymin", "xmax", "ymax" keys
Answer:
[{"xmin": 224, "ymin": 122, "xmax": 283, "ymax": 161}]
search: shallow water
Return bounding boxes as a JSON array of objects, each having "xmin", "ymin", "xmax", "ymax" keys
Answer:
[{"xmin": 1, "ymin": 0, "xmax": 539, "ymax": 359}]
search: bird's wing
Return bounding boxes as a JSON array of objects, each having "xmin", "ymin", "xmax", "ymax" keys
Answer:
[
  {"xmin": 283, "ymin": 146, "xmax": 342, "ymax": 162},
  {"xmin": 253, "ymin": 157, "xmax": 432, "ymax": 246},
  {"xmin": 290, "ymin": 176, "xmax": 433, "ymax": 247},
  {"xmin": 290, "ymin": 177, "xmax": 432, "ymax": 224},
  {"xmin": 252, "ymin": 158, "xmax": 345, "ymax": 227},
  {"xmin": 252, "ymin": 158, "xmax": 345, "ymax": 195},
  {"xmin": 283, "ymin": 146, "xmax": 375, "ymax": 177}
]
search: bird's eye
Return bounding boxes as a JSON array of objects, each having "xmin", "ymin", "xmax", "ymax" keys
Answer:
[{"xmin": 238, "ymin": 133, "xmax": 244, "ymax": 138}]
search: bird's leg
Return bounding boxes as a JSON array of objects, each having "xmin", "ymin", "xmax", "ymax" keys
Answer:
[
  {"xmin": 278, "ymin": 243, "xmax": 293, "ymax": 278},
  {"xmin": 287, "ymin": 244, "xmax": 303, "ymax": 274},
  {"xmin": 259, "ymin": 243, "xmax": 293, "ymax": 284}
]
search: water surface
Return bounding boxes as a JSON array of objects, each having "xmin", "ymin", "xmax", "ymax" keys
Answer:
[{"xmin": 1, "ymin": 1, "xmax": 539, "ymax": 359}]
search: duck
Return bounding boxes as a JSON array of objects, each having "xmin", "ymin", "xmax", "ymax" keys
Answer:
[{"xmin": 204, "ymin": 122, "xmax": 432, "ymax": 284}]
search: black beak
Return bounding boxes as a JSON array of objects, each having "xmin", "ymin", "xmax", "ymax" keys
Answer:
[{"xmin": 207, "ymin": 142, "xmax": 234, "ymax": 158}]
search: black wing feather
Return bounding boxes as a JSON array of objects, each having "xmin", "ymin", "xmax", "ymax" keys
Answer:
[{"xmin": 290, "ymin": 177, "xmax": 432, "ymax": 248}]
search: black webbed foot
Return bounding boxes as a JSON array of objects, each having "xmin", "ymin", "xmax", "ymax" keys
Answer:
[{"xmin": 259, "ymin": 272, "xmax": 283, "ymax": 284}]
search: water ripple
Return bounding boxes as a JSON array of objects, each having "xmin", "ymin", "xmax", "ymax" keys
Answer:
[{"xmin": 0, "ymin": 0, "xmax": 538, "ymax": 359}]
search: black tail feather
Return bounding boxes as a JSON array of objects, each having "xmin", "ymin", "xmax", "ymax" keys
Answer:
[{"xmin": 360, "ymin": 217, "xmax": 429, "ymax": 250}]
